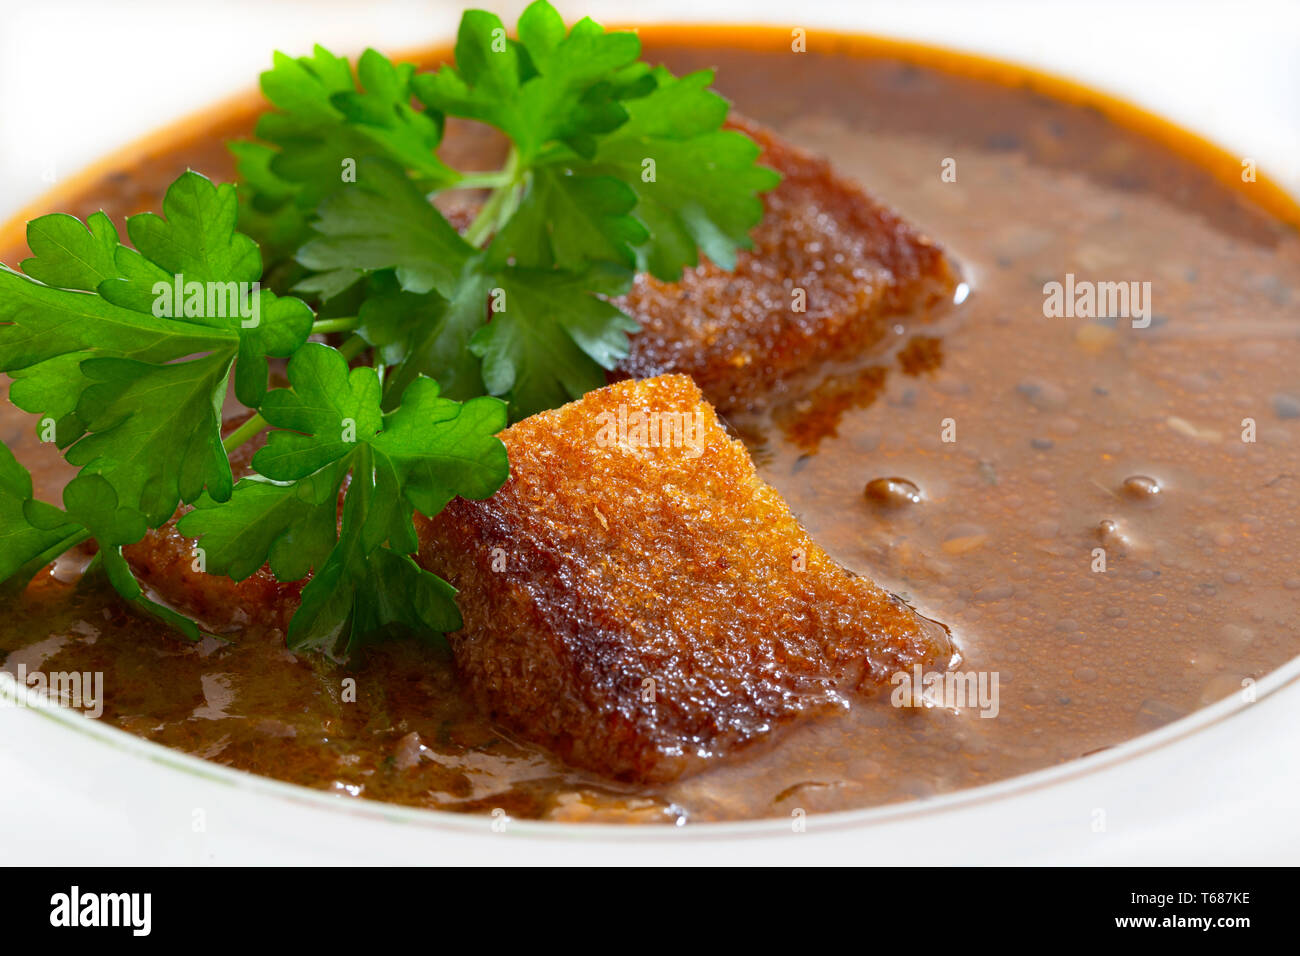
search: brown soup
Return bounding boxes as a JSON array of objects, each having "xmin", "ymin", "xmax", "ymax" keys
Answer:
[{"xmin": 3, "ymin": 27, "xmax": 1298, "ymax": 823}]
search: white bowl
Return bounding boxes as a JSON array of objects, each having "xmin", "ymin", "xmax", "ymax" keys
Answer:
[{"xmin": 2, "ymin": 0, "xmax": 1297, "ymax": 864}]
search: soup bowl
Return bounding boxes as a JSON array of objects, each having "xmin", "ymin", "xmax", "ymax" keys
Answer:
[{"xmin": 1, "ymin": 0, "xmax": 1297, "ymax": 864}]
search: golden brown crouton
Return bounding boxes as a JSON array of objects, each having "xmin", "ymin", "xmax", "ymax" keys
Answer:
[
  {"xmin": 122, "ymin": 512, "xmax": 302, "ymax": 634},
  {"xmin": 415, "ymin": 375, "xmax": 950, "ymax": 783},
  {"xmin": 614, "ymin": 116, "xmax": 957, "ymax": 413},
  {"xmin": 121, "ymin": 424, "xmax": 302, "ymax": 633}
]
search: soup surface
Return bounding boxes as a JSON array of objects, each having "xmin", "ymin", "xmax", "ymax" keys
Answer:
[{"xmin": 3, "ymin": 28, "xmax": 1298, "ymax": 823}]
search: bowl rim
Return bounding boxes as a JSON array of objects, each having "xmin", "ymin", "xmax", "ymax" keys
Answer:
[
  {"xmin": 4, "ymin": 648, "xmax": 1298, "ymax": 840},
  {"xmin": 3, "ymin": 22, "xmax": 1297, "ymax": 251},
  {"xmin": 3, "ymin": 20, "xmax": 1298, "ymax": 841}
]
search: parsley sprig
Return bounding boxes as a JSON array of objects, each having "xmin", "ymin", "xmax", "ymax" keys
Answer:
[
  {"xmin": 241, "ymin": 0, "xmax": 778, "ymax": 418},
  {"xmin": 0, "ymin": 1, "xmax": 777, "ymax": 656}
]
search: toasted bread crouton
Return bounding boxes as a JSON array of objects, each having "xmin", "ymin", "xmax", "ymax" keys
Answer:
[
  {"xmin": 614, "ymin": 116, "xmax": 957, "ymax": 413},
  {"xmin": 122, "ymin": 512, "xmax": 301, "ymax": 634},
  {"xmin": 121, "ymin": 427, "xmax": 302, "ymax": 633},
  {"xmin": 415, "ymin": 375, "xmax": 951, "ymax": 783}
]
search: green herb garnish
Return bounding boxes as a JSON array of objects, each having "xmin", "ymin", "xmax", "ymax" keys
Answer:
[{"xmin": 0, "ymin": 1, "xmax": 778, "ymax": 656}]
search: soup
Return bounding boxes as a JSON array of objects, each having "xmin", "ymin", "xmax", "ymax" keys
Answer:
[{"xmin": 2, "ymin": 26, "xmax": 1298, "ymax": 823}]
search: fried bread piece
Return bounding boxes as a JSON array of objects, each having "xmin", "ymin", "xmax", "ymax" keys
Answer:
[
  {"xmin": 415, "ymin": 374, "xmax": 950, "ymax": 783},
  {"xmin": 614, "ymin": 116, "xmax": 957, "ymax": 413},
  {"xmin": 122, "ymin": 512, "xmax": 302, "ymax": 633},
  {"xmin": 121, "ymin": 424, "xmax": 302, "ymax": 633}
]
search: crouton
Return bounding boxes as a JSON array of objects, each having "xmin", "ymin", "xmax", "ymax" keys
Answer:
[
  {"xmin": 415, "ymin": 375, "xmax": 951, "ymax": 783},
  {"xmin": 614, "ymin": 116, "xmax": 957, "ymax": 413},
  {"xmin": 121, "ymin": 423, "xmax": 301, "ymax": 633},
  {"xmin": 122, "ymin": 513, "xmax": 301, "ymax": 634}
]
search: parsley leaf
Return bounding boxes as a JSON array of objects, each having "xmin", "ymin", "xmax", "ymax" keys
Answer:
[
  {"xmin": 291, "ymin": 529, "xmax": 461, "ymax": 659},
  {"xmin": 356, "ymin": 269, "xmax": 485, "ymax": 407},
  {"xmin": 468, "ymin": 262, "xmax": 638, "ymax": 417},
  {"xmin": 412, "ymin": 4, "xmax": 645, "ymax": 164},
  {"xmin": 178, "ymin": 342, "xmax": 508, "ymax": 655},
  {"xmin": 295, "ymin": 157, "xmax": 475, "ymax": 300},
  {"xmin": 302, "ymin": 157, "xmax": 639, "ymax": 418},
  {"xmin": 235, "ymin": 44, "xmax": 459, "ymax": 262},
  {"xmin": 20, "ymin": 210, "xmax": 120, "ymax": 290},
  {"xmin": 575, "ymin": 67, "xmax": 781, "ymax": 279},
  {"xmin": 0, "ymin": 443, "xmax": 80, "ymax": 585},
  {"xmin": 1, "ymin": 450, "xmax": 207, "ymax": 639},
  {"xmin": 0, "ymin": 171, "xmax": 313, "ymax": 525},
  {"xmin": 282, "ymin": 3, "xmax": 777, "ymax": 419},
  {"xmin": 1, "ymin": 0, "xmax": 782, "ymax": 661},
  {"xmin": 177, "ymin": 468, "xmax": 343, "ymax": 583},
  {"xmin": 490, "ymin": 166, "xmax": 647, "ymax": 271}
]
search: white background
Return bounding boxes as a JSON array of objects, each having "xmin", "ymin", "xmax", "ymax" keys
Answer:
[{"xmin": 2, "ymin": 0, "xmax": 1299, "ymax": 222}]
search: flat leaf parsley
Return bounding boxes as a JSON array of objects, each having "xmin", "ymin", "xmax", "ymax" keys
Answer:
[{"xmin": 0, "ymin": 1, "xmax": 778, "ymax": 656}]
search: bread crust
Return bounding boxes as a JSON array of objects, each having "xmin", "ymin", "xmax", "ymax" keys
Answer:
[
  {"xmin": 416, "ymin": 375, "xmax": 950, "ymax": 782},
  {"xmin": 614, "ymin": 116, "xmax": 956, "ymax": 412}
]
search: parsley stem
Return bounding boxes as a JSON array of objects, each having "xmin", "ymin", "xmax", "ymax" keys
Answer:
[
  {"xmin": 222, "ymin": 413, "xmax": 267, "ymax": 453},
  {"xmin": 338, "ymin": 333, "xmax": 368, "ymax": 361},
  {"xmin": 310, "ymin": 315, "xmax": 360, "ymax": 335},
  {"xmin": 464, "ymin": 147, "xmax": 521, "ymax": 248},
  {"xmin": 21, "ymin": 527, "xmax": 92, "ymax": 580},
  {"xmin": 222, "ymin": 335, "xmax": 369, "ymax": 457},
  {"xmin": 443, "ymin": 170, "xmax": 512, "ymax": 192}
]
